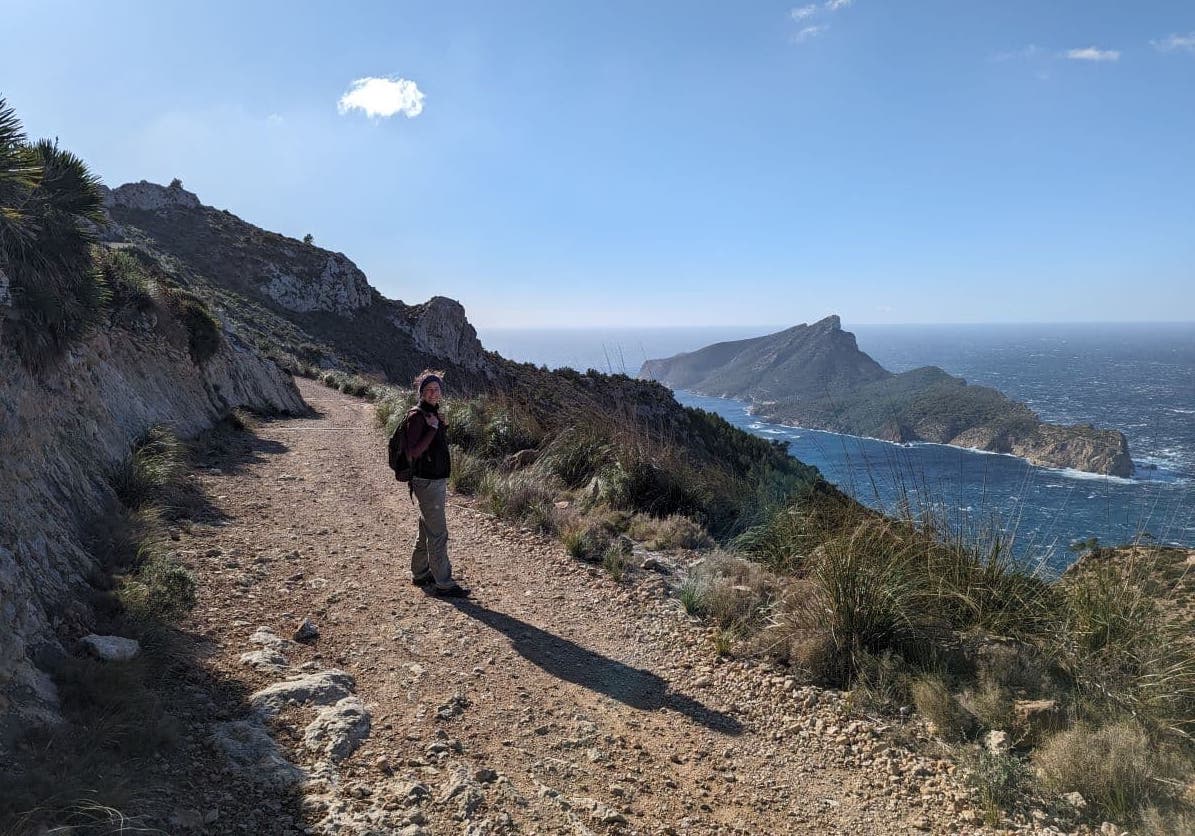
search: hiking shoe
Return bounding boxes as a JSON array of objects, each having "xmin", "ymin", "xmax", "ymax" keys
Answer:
[
  {"xmin": 411, "ymin": 575, "xmax": 435, "ymax": 587},
  {"xmin": 433, "ymin": 584, "xmax": 471, "ymax": 598}
]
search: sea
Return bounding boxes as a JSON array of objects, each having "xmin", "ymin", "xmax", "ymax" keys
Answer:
[{"xmin": 478, "ymin": 323, "xmax": 1195, "ymax": 574}]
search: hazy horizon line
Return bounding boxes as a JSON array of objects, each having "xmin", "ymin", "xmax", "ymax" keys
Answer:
[{"xmin": 478, "ymin": 320, "xmax": 1195, "ymax": 331}]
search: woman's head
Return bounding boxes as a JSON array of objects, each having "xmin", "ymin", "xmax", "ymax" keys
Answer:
[{"xmin": 414, "ymin": 369, "xmax": 446, "ymax": 406}]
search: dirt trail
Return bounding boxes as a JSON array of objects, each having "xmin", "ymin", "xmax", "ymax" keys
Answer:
[{"xmin": 175, "ymin": 378, "xmax": 1020, "ymax": 835}]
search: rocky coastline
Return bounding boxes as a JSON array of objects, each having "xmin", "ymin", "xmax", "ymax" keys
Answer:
[{"xmin": 640, "ymin": 316, "xmax": 1134, "ymax": 478}]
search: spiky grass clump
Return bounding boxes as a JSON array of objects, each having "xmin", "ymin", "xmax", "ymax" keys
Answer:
[
  {"xmin": 111, "ymin": 425, "xmax": 186, "ymax": 511},
  {"xmin": 1057, "ymin": 557, "xmax": 1195, "ymax": 741},
  {"xmin": 601, "ymin": 540, "xmax": 631, "ymax": 582},
  {"xmin": 480, "ymin": 470, "xmax": 561, "ymax": 525}
]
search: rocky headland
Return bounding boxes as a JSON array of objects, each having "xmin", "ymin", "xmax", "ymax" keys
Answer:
[{"xmin": 639, "ymin": 315, "xmax": 1134, "ymax": 477}]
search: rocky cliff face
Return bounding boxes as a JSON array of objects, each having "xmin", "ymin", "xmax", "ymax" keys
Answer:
[
  {"xmin": 102, "ymin": 181, "xmax": 491, "ymax": 389},
  {"xmin": 641, "ymin": 317, "xmax": 1134, "ymax": 477},
  {"xmin": 0, "ymin": 321, "xmax": 304, "ymax": 749}
]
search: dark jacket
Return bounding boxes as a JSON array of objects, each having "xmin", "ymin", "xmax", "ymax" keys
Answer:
[{"xmin": 404, "ymin": 407, "xmax": 450, "ymax": 479}]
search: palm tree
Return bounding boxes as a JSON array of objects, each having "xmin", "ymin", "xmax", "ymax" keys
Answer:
[
  {"xmin": 0, "ymin": 97, "xmax": 43, "ymax": 252},
  {"xmin": 0, "ymin": 96, "xmax": 107, "ymax": 369}
]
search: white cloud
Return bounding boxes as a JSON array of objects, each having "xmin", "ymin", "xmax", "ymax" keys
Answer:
[
  {"xmin": 337, "ymin": 77, "xmax": 426, "ymax": 119},
  {"xmin": 793, "ymin": 24, "xmax": 829, "ymax": 43},
  {"xmin": 1151, "ymin": 32, "xmax": 1195, "ymax": 53},
  {"xmin": 1065, "ymin": 46, "xmax": 1119, "ymax": 62},
  {"xmin": 790, "ymin": 4, "xmax": 817, "ymax": 20},
  {"xmin": 989, "ymin": 44, "xmax": 1041, "ymax": 62},
  {"xmin": 825, "ymin": 0, "xmax": 852, "ymax": 10}
]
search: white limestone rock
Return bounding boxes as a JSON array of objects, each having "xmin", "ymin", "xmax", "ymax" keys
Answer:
[
  {"xmin": 80, "ymin": 634, "xmax": 141, "ymax": 662},
  {"xmin": 303, "ymin": 696, "xmax": 371, "ymax": 761},
  {"xmin": 250, "ymin": 669, "xmax": 355, "ymax": 717}
]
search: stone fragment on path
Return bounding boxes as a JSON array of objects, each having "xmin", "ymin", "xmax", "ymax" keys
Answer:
[
  {"xmin": 303, "ymin": 695, "xmax": 372, "ymax": 761},
  {"xmin": 293, "ymin": 617, "xmax": 320, "ymax": 643},
  {"xmin": 438, "ymin": 766, "xmax": 486, "ymax": 820},
  {"xmin": 80, "ymin": 634, "xmax": 141, "ymax": 662},
  {"xmin": 239, "ymin": 647, "xmax": 289, "ymax": 672},
  {"xmin": 250, "ymin": 669, "xmax": 355, "ymax": 716},
  {"xmin": 436, "ymin": 692, "xmax": 470, "ymax": 721}
]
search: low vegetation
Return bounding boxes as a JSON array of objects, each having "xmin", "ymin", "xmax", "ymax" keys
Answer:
[{"xmin": 1, "ymin": 425, "xmax": 200, "ymax": 832}]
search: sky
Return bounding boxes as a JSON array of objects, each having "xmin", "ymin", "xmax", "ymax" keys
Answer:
[{"xmin": 2, "ymin": 1, "xmax": 1193, "ymax": 327}]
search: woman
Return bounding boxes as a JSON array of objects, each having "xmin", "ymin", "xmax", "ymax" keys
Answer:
[{"xmin": 405, "ymin": 369, "xmax": 470, "ymax": 598}]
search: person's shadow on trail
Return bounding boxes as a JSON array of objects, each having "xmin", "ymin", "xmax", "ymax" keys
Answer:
[{"xmin": 449, "ymin": 599, "xmax": 743, "ymax": 735}]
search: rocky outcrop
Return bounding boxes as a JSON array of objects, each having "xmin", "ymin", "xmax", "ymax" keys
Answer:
[
  {"xmin": 389, "ymin": 296, "xmax": 487, "ymax": 372},
  {"xmin": 262, "ymin": 255, "xmax": 374, "ymax": 316},
  {"xmin": 105, "ymin": 179, "xmax": 202, "ymax": 212},
  {"xmin": 0, "ymin": 322, "xmax": 304, "ymax": 749},
  {"xmin": 640, "ymin": 316, "xmax": 1134, "ymax": 477}
]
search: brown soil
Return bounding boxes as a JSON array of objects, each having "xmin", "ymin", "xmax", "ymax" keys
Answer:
[{"xmin": 166, "ymin": 378, "xmax": 1070, "ymax": 835}]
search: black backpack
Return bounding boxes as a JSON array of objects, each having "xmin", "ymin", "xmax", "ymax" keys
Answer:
[{"xmin": 387, "ymin": 407, "xmax": 423, "ymax": 482}]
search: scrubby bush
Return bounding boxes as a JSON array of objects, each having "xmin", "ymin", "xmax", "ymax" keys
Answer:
[
  {"xmin": 118, "ymin": 552, "xmax": 197, "ymax": 622},
  {"xmin": 561, "ymin": 516, "xmax": 616, "ymax": 562},
  {"xmin": 677, "ymin": 576, "xmax": 707, "ymax": 616},
  {"xmin": 912, "ymin": 675, "xmax": 974, "ymax": 742},
  {"xmin": 1034, "ymin": 721, "xmax": 1181, "ymax": 823},
  {"xmin": 166, "ymin": 287, "xmax": 221, "ymax": 363},
  {"xmin": 960, "ymin": 746, "xmax": 1029, "ymax": 826},
  {"xmin": 601, "ymin": 539, "xmax": 631, "ymax": 582},
  {"xmin": 1057, "ymin": 559, "xmax": 1195, "ymax": 739},
  {"xmin": 536, "ymin": 428, "xmax": 611, "ymax": 488},
  {"xmin": 627, "ymin": 513, "xmax": 713, "ymax": 551}
]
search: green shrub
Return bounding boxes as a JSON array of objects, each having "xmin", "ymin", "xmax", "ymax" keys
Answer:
[
  {"xmin": 118, "ymin": 553, "xmax": 197, "ymax": 622},
  {"xmin": 677, "ymin": 576, "xmax": 707, "ymax": 616},
  {"xmin": 806, "ymin": 522, "xmax": 938, "ymax": 680},
  {"xmin": 695, "ymin": 554, "xmax": 777, "ymax": 631},
  {"xmin": 1059, "ymin": 560, "xmax": 1195, "ymax": 739},
  {"xmin": 167, "ymin": 288, "xmax": 221, "ymax": 364},
  {"xmin": 536, "ymin": 428, "xmax": 612, "ymax": 488},
  {"xmin": 481, "ymin": 470, "xmax": 560, "ymax": 523},
  {"xmin": 482, "ymin": 408, "xmax": 541, "ymax": 458},
  {"xmin": 960, "ymin": 746, "xmax": 1029, "ymax": 826},
  {"xmin": 1, "ymin": 129, "xmax": 108, "ymax": 371},
  {"xmin": 561, "ymin": 516, "xmax": 615, "ymax": 562},
  {"xmin": 713, "ymin": 627, "xmax": 736, "ymax": 657}
]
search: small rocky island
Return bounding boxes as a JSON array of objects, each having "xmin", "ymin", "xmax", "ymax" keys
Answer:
[{"xmin": 639, "ymin": 315, "xmax": 1134, "ymax": 477}]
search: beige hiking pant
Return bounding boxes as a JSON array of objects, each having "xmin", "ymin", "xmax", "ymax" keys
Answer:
[{"xmin": 410, "ymin": 477, "xmax": 454, "ymax": 588}]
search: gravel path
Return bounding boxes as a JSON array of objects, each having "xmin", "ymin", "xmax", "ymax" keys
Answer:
[{"xmin": 172, "ymin": 378, "xmax": 1072, "ymax": 835}]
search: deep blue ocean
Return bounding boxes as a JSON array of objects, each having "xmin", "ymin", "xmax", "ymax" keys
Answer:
[{"xmin": 479, "ymin": 324, "xmax": 1195, "ymax": 572}]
